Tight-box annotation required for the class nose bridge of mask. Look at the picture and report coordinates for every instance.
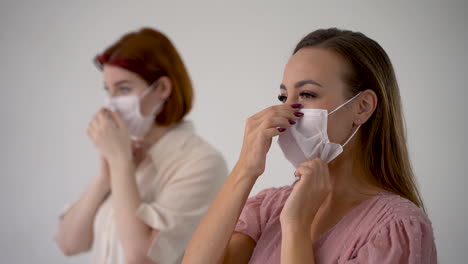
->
[296,109,329,139]
[292,109,329,158]
[107,95,138,115]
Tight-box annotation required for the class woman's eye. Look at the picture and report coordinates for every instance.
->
[300,92,317,99]
[119,87,132,94]
[278,94,287,103]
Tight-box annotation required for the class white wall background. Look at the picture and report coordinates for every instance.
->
[1,0,466,263]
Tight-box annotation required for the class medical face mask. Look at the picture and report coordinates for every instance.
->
[106,81,165,140]
[277,93,361,168]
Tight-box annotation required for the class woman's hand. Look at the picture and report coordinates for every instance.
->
[87,108,132,164]
[280,158,332,230]
[236,103,303,178]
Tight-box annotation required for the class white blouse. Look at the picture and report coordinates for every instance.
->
[64,121,228,263]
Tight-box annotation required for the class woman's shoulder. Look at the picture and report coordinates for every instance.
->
[247,185,293,215]
[376,191,431,224]
[360,190,434,241]
[251,185,293,201]
[150,120,225,162]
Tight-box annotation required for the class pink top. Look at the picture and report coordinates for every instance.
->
[235,186,437,264]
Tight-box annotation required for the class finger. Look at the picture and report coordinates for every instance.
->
[276,109,304,123]
[89,119,99,133]
[301,158,323,170]
[267,105,303,120]
[253,104,303,122]
[261,116,294,130]
[96,108,109,124]
[96,108,117,129]
[262,126,290,139]
[294,165,320,185]
[87,128,96,142]
[106,109,125,128]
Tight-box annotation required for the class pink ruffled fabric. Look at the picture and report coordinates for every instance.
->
[235,186,437,264]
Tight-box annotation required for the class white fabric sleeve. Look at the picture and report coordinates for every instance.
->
[136,153,227,264]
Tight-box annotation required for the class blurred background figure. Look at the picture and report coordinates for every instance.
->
[54,28,228,264]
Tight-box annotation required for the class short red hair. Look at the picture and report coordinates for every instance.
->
[95,28,193,126]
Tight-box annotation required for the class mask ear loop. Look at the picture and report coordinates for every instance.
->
[138,80,164,118]
[140,79,160,98]
[328,92,362,116]
[327,92,363,147]
[342,124,361,147]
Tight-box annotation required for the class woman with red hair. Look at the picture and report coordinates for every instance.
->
[55,28,227,264]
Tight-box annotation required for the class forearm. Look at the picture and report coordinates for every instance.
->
[281,225,315,264]
[55,175,110,255]
[182,164,257,264]
[109,157,154,263]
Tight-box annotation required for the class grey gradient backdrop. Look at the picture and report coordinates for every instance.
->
[1,0,467,263]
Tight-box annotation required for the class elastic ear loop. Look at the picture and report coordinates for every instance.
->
[342,124,361,147]
[327,92,362,147]
[138,80,165,118]
[328,92,362,116]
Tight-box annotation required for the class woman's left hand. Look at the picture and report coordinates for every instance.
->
[88,108,132,164]
[280,158,332,231]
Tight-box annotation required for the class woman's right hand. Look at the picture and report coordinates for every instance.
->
[236,103,303,178]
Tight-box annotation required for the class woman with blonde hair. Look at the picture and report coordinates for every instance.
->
[183,28,437,263]
[55,28,227,264]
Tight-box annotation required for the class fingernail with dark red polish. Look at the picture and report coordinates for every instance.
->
[278,128,287,132]
[291,104,302,109]
[289,120,296,125]
[294,112,304,117]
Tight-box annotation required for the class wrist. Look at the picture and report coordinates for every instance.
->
[107,152,132,167]
[281,224,313,247]
[233,160,262,179]
[93,174,111,194]
[281,219,311,233]
[231,167,257,188]
[96,173,109,184]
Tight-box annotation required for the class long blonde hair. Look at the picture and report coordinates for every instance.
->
[294,28,424,210]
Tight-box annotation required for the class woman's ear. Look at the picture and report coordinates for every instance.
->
[354,89,377,125]
[141,76,173,116]
[157,76,173,100]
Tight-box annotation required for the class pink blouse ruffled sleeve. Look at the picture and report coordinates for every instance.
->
[348,215,437,264]
[234,188,272,242]
[234,187,290,242]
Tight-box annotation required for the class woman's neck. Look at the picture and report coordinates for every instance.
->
[143,124,173,146]
[131,124,174,156]
[327,150,380,203]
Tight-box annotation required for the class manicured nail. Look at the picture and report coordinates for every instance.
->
[294,112,304,117]
[289,120,296,125]
[278,128,287,132]
[291,104,302,109]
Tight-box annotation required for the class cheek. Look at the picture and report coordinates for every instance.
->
[140,92,162,116]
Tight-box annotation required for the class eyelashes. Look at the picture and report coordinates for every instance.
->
[277,91,318,103]
[278,94,287,103]
[102,86,133,94]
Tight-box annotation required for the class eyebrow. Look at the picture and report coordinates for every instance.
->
[280,79,323,90]
[114,80,133,86]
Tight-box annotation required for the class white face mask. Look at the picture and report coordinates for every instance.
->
[277,92,361,168]
[106,81,165,140]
